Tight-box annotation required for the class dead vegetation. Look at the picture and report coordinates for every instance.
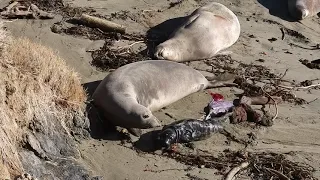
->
[201,55,308,105]
[0,21,87,178]
[162,149,317,180]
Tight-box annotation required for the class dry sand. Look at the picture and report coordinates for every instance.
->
[3,0,320,179]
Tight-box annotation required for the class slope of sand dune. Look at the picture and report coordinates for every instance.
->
[3,0,320,179]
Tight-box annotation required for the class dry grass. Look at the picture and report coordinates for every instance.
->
[0,21,87,178]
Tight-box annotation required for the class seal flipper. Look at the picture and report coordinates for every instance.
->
[127,128,142,137]
[205,72,237,88]
[214,50,233,56]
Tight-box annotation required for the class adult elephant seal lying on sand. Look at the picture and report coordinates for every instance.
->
[92,60,235,136]
[288,0,320,19]
[154,2,240,62]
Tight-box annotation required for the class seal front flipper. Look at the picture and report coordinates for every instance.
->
[127,128,142,137]
[205,73,238,88]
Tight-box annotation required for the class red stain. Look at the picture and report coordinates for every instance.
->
[207,90,224,101]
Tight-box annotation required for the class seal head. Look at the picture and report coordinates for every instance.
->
[129,104,161,128]
[154,41,182,61]
[156,128,177,150]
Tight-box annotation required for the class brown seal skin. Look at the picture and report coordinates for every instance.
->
[288,0,320,20]
[154,2,240,62]
[92,60,236,136]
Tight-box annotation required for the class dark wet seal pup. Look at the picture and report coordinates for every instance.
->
[156,119,224,150]
[92,60,236,137]
[288,0,320,20]
[154,2,240,62]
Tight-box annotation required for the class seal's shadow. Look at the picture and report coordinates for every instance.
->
[82,80,125,141]
[144,16,186,58]
[257,0,297,22]
[133,130,162,152]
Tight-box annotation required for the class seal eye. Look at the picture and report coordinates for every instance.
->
[143,114,149,119]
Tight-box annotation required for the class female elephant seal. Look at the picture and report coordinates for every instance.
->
[288,0,320,20]
[154,2,240,62]
[92,60,235,136]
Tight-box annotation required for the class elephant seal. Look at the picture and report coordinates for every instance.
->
[288,0,320,20]
[92,60,235,136]
[154,2,240,62]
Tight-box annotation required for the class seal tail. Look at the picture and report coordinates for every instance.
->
[205,72,237,89]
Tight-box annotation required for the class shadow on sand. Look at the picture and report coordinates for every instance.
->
[257,0,297,22]
[133,130,162,152]
[144,16,186,58]
[82,80,127,141]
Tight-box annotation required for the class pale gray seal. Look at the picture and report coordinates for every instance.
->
[92,60,235,136]
[288,0,320,19]
[154,2,240,62]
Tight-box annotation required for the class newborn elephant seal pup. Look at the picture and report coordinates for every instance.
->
[288,0,320,20]
[92,60,235,136]
[154,2,240,62]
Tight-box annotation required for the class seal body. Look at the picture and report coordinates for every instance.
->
[288,0,320,19]
[154,2,240,62]
[156,119,224,149]
[92,60,234,135]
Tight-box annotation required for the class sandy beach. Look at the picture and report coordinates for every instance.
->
[2,0,320,179]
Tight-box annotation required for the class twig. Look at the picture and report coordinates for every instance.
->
[113,41,144,50]
[278,83,320,90]
[143,168,187,173]
[264,167,290,180]
[307,98,318,104]
[225,162,249,180]
[280,28,285,40]
[261,86,278,123]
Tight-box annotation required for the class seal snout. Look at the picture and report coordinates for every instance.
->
[154,45,178,61]
[294,5,309,19]
[156,128,177,149]
[154,46,167,60]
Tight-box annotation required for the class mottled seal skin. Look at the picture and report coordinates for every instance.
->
[156,119,224,150]
[92,60,235,136]
[154,2,240,62]
[288,0,320,20]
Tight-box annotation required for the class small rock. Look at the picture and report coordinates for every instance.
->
[268,37,277,42]
[249,34,256,38]
[256,59,265,62]
[91,176,104,180]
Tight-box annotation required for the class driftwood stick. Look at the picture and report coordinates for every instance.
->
[30,4,54,19]
[80,13,126,34]
[5,1,18,11]
[265,167,290,180]
[240,96,282,105]
[225,162,250,180]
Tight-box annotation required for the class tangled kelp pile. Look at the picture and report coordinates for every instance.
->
[163,149,317,180]
[0,21,88,179]
[202,55,308,104]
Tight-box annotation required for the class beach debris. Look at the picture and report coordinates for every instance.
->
[300,59,320,70]
[224,161,249,180]
[280,27,285,40]
[156,119,224,150]
[268,37,277,42]
[80,13,126,34]
[203,55,307,104]
[91,40,150,71]
[161,149,317,180]
[16,173,38,180]
[205,92,234,121]
[0,1,54,19]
